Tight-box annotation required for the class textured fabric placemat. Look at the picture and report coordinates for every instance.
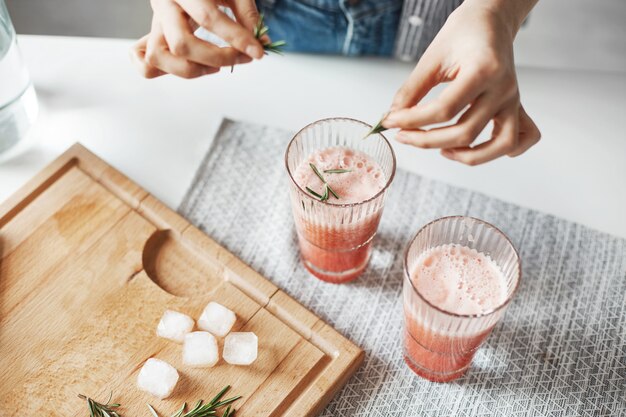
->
[179,118,626,417]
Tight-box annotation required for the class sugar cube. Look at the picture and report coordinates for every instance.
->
[137,358,179,399]
[197,302,236,337]
[183,331,219,367]
[223,332,258,365]
[156,309,195,343]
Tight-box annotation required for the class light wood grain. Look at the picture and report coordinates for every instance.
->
[0,143,364,416]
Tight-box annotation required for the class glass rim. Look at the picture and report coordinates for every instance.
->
[285,117,397,208]
[403,215,522,319]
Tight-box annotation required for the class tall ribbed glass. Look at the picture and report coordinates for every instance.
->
[403,216,521,382]
[285,118,396,283]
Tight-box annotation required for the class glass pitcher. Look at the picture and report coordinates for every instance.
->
[0,0,38,161]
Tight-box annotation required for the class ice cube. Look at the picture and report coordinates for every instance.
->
[223,332,258,365]
[183,331,219,367]
[137,358,179,399]
[197,302,236,337]
[156,310,195,343]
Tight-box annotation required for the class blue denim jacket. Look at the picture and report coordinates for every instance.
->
[258,0,403,56]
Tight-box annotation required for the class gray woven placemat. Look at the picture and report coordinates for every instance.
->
[179,118,626,417]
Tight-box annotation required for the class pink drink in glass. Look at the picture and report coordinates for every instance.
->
[285,118,396,283]
[403,216,521,382]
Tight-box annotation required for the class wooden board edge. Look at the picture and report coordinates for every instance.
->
[266,290,319,341]
[137,194,191,233]
[69,144,148,209]
[0,143,146,227]
[285,320,365,416]
[0,144,82,227]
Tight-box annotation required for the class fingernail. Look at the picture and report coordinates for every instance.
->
[246,45,264,59]
[441,149,455,158]
[395,131,406,142]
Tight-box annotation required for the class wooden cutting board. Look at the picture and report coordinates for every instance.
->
[0,144,363,416]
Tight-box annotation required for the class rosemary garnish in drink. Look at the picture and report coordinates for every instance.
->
[308,163,340,201]
[78,392,122,417]
[323,168,352,174]
[147,385,240,417]
[363,112,390,139]
[305,186,324,200]
[232,14,286,72]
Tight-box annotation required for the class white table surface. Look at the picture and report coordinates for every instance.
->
[2,35,625,238]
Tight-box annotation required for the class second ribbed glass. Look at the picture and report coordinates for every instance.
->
[403,216,521,382]
[285,118,396,283]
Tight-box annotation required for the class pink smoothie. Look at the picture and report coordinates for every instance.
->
[291,146,387,283]
[293,147,386,204]
[411,244,507,315]
[404,243,508,381]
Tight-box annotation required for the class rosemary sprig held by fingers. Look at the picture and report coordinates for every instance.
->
[78,392,122,417]
[363,112,390,139]
[254,14,287,55]
[232,14,286,72]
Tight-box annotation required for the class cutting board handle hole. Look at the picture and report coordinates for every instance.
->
[143,229,222,297]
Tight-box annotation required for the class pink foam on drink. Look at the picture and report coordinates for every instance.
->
[293,147,386,204]
[411,244,507,316]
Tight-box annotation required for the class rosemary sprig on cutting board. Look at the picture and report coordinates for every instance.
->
[78,392,122,417]
[147,385,240,417]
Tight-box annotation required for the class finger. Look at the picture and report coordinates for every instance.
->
[131,35,166,78]
[386,69,490,129]
[176,0,264,58]
[389,51,440,112]
[508,105,541,157]
[442,104,520,166]
[154,0,250,67]
[146,20,219,78]
[394,92,499,149]
[229,0,261,32]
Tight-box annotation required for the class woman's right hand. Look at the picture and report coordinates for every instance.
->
[131,0,266,78]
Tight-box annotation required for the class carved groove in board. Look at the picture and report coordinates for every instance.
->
[142,229,223,297]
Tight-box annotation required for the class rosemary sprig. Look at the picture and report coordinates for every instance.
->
[363,112,390,139]
[322,184,330,201]
[221,405,234,417]
[254,14,286,55]
[323,168,352,174]
[232,14,286,72]
[305,186,323,200]
[148,404,161,417]
[262,40,287,54]
[308,163,339,201]
[78,392,122,417]
[147,385,240,417]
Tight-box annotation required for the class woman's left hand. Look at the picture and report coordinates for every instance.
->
[384,0,541,165]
